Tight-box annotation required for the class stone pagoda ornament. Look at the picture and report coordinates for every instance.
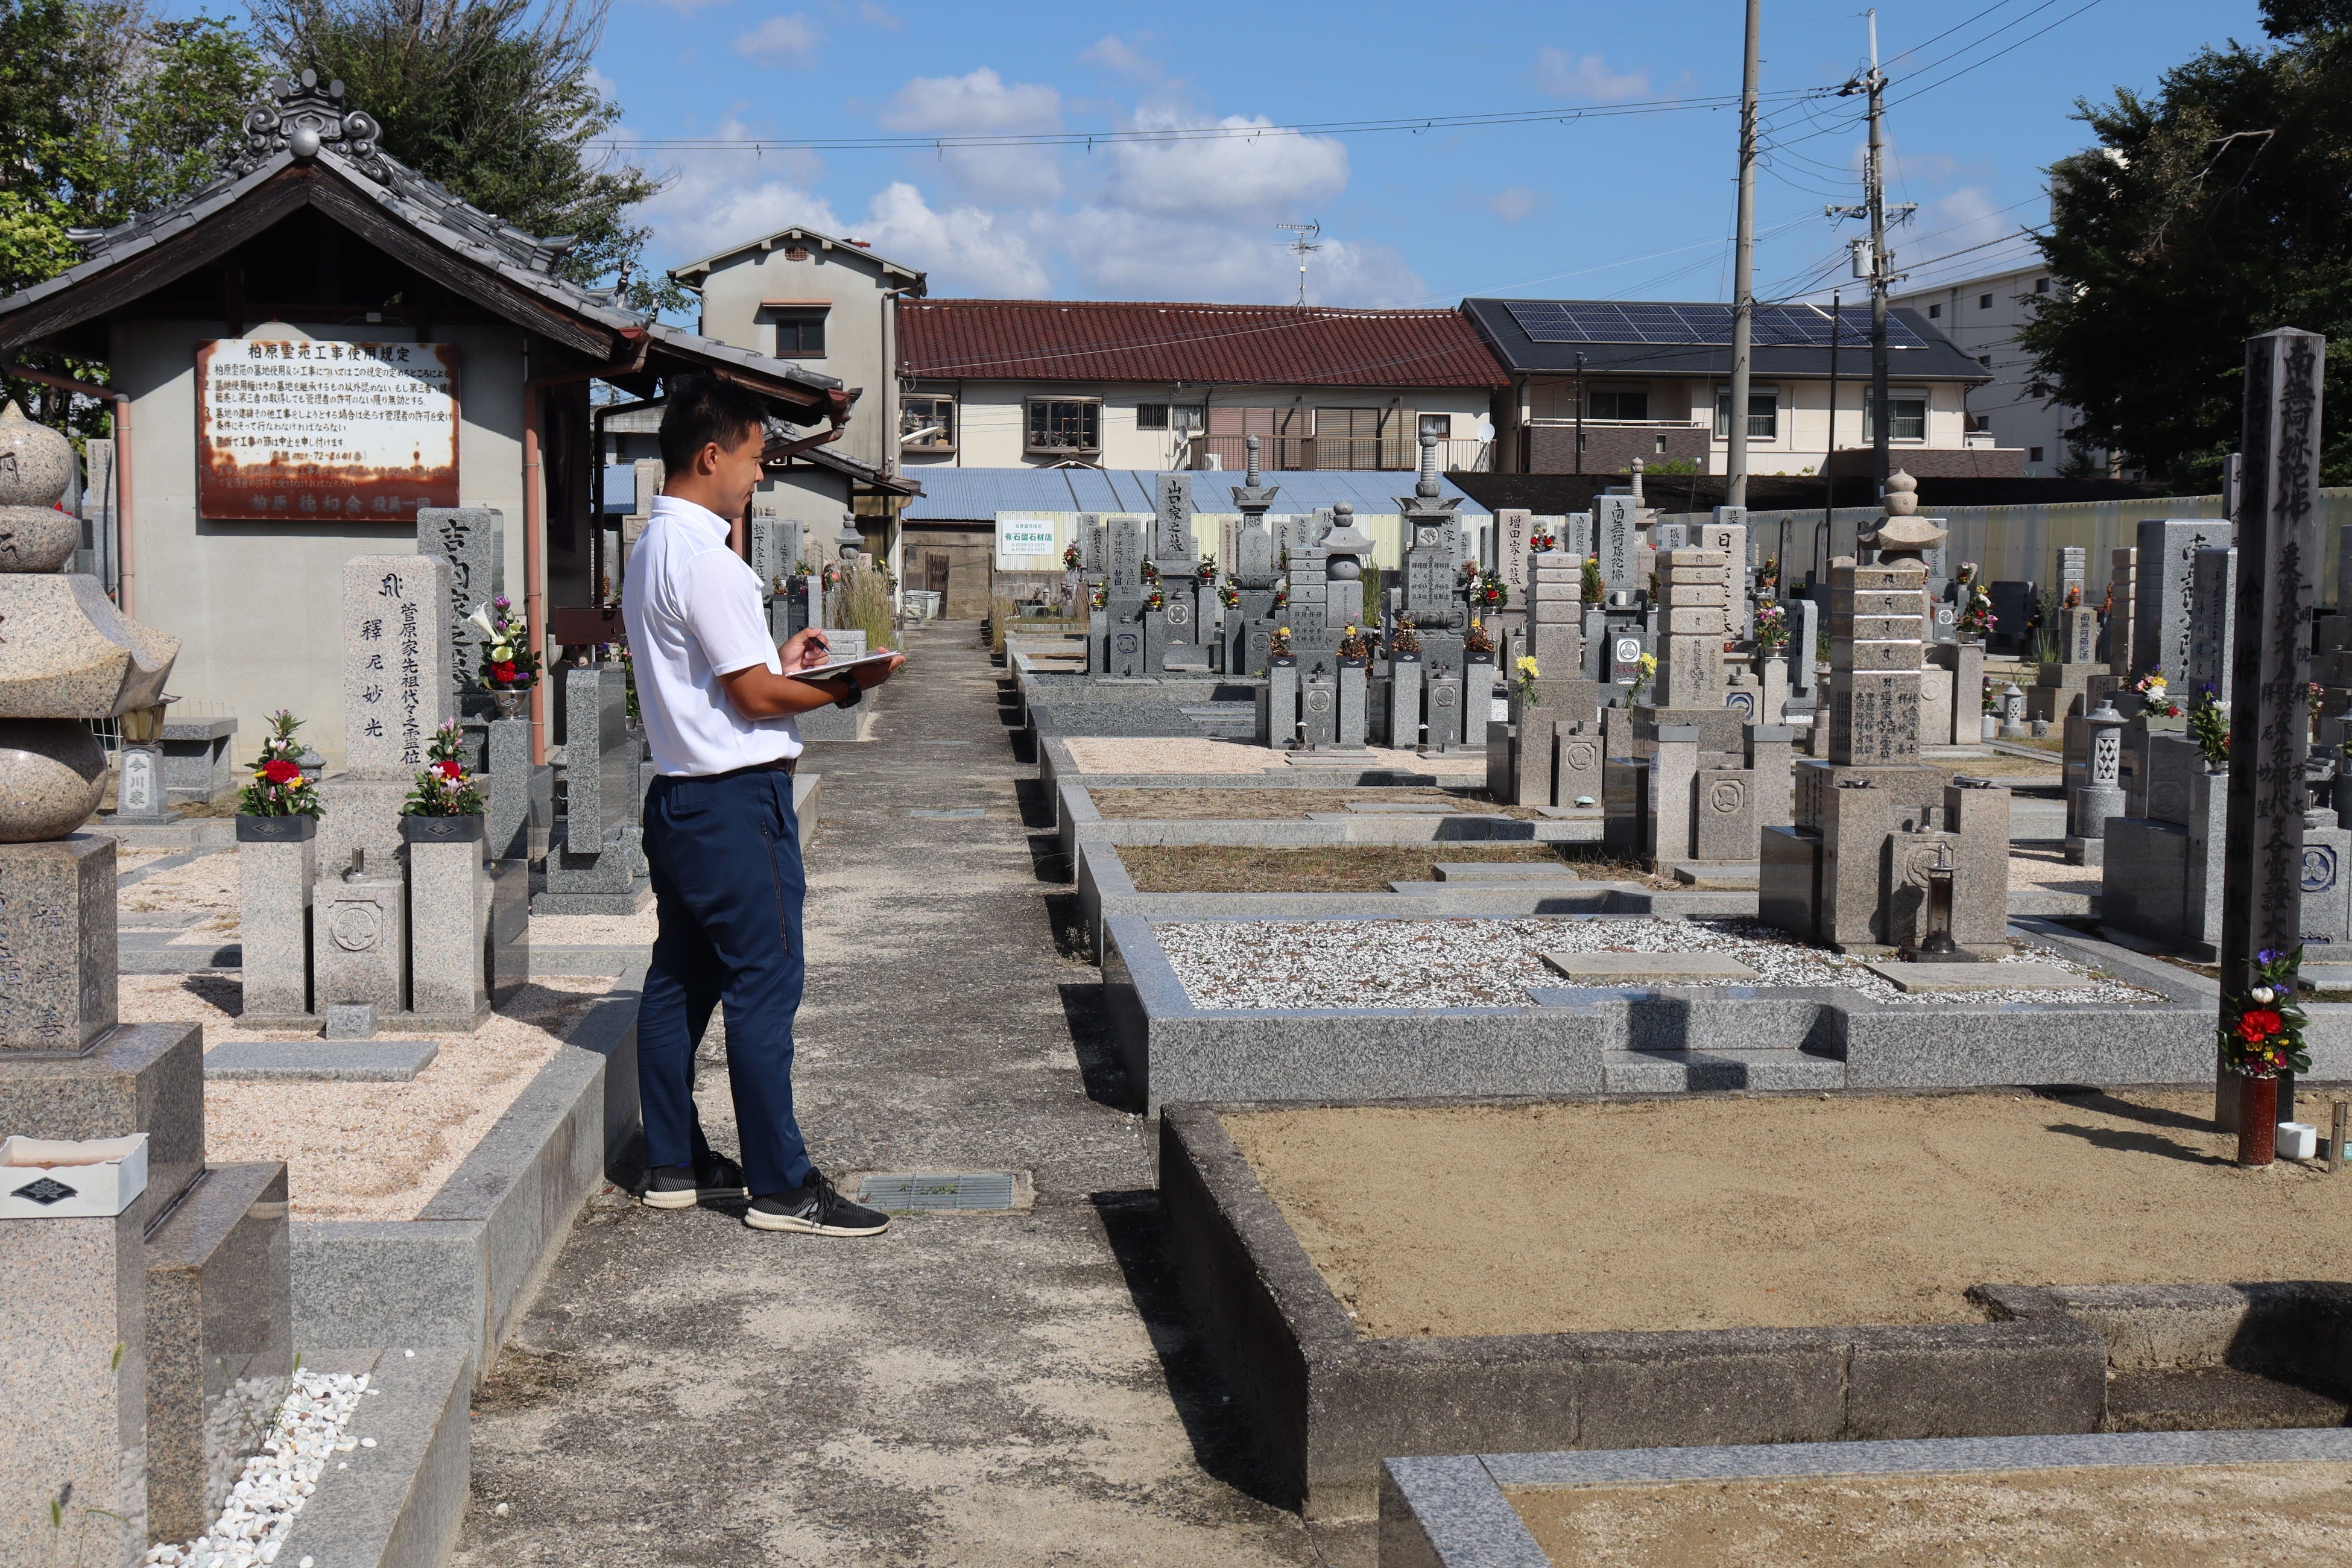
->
[1862,470,1947,563]
[0,403,179,841]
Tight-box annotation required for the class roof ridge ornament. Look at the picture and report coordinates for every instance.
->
[230,69,390,183]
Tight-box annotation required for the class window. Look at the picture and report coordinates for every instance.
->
[1865,391,1929,443]
[771,308,827,358]
[1587,390,1651,422]
[1418,413,1453,438]
[2029,445,2046,463]
[1137,403,1203,432]
[2034,277,2050,294]
[1979,294,1993,309]
[900,395,955,452]
[1979,355,1993,368]
[1026,397,1101,454]
[1713,386,1778,441]
[1927,302,1942,318]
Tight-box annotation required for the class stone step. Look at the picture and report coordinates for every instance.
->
[1597,1048,1845,1093]
[204,1040,440,1081]
[2104,1366,2352,1433]
[1431,861,1578,881]
[121,944,241,973]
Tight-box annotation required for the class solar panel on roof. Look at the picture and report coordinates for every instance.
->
[1503,299,1927,350]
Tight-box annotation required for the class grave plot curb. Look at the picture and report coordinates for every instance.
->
[1038,736,1462,825]
[1106,916,2219,1110]
[271,1347,473,1568]
[1160,1105,2110,1522]
[291,959,645,1380]
[1379,1428,2352,1568]
[1056,782,1597,873]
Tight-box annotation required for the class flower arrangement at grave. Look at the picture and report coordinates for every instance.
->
[1581,554,1604,604]
[1757,556,1780,594]
[1464,618,1494,657]
[1197,553,1218,584]
[2063,583,2082,610]
[1090,582,1107,610]
[1143,585,1165,613]
[1473,569,1508,610]
[1629,650,1657,704]
[1063,543,1084,571]
[1217,575,1241,610]
[237,710,321,817]
[2189,684,2230,767]
[1513,654,1539,699]
[2222,948,2309,1080]
[2135,669,2181,719]
[1269,625,1293,659]
[469,596,540,690]
[1753,601,1789,653]
[1140,560,1160,586]
[1272,585,1289,610]
[400,721,485,818]
[1956,578,1996,639]
[2310,681,2328,720]
[1337,623,1375,663]
[1529,522,1557,552]
[1391,613,1421,657]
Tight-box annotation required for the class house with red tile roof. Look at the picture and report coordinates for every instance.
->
[894,299,1508,474]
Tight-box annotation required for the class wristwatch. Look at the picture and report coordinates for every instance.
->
[832,675,863,709]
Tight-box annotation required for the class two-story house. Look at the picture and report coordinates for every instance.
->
[1461,297,2017,478]
[894,299,1508,473]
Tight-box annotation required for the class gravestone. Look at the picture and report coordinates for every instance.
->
[417,506,504,695]
[2187,546,2237,701]
[1102,516,1151,678]
[321,554,454,875]
[1704,509,1751,639]
[2132,517,2234,681]
[535,664,649,914]
[314,849,405,1014]
[1988,581,2035,655]
[115,741,169,823]
[2058,545,2087,602]
[1598,492,1641,598]
[1829,563,1926,767]
[2107,547,2139,674]
[1151,472,1199,650]
[2219,327,2327,1132]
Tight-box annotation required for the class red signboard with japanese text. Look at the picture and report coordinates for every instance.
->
[196,337,459,522]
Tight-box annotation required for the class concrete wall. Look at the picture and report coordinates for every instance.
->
[115,316,531,772]
[902,381,1497,472]
[694,243,905,474]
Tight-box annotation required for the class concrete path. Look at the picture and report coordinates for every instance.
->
[452,621,1335,1567]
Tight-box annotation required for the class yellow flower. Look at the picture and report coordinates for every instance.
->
[1278,625,1291,636]
[1516,656,1540,678]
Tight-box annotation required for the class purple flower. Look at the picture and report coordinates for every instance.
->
[2259,949,2280,966]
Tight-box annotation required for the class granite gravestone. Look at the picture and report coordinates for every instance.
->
[2132,518,2234,681]
[2187,546,2238,701]
[417,506,503,694]
[322,554,454,874]
[2107,547,2139,674]
[1705,508,1751,639]
[1152,472,1200,649]
[1103,516,1151,678]
[1598,493,1640,598]
[536,664,648,914]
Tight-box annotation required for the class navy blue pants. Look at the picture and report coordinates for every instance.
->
[637,766,812,1197]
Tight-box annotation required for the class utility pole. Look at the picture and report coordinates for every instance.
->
[1821,288,1841,583]
[1827,10,1913,501]
[1573,350,1587,477]
[1726,0,1762,509]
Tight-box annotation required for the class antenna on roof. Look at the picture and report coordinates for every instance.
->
[1275,221,1321,306]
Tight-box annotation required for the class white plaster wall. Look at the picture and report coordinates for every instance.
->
[116,317,529,771]
[695,245,897,472]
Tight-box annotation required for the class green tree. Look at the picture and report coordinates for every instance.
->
[251,0,681,311]
[2023,1,2352,489]
[0,0,265,429]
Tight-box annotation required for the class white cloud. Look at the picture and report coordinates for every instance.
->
[1102,113,1348,217]
[1487,185,1543,224]
[856,0,899,27]
[854,182,1050,296]
[1056,206,1421,305]
[881,68,1064,203]
[732,13,818,67]
[1079,33,1161,80]
[1534,48,1649,102]
[647,0,733,16]
[636,119,838,260]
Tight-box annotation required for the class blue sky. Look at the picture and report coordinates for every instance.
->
[590,0,2265,307]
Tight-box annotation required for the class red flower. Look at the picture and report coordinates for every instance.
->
[2238,1009,2283,1043]
[262,759,302,784]
[492,661,517,683]
[435,760,463,780]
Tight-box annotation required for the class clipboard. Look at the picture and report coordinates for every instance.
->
[783,651,901,683]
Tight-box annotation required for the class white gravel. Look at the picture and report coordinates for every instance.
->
[1155,917,2166,1010]
[143,1370,371,1568]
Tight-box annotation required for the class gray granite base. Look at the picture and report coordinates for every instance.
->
[528,882,653,917]
[204,1040,441,1081]
[1381,1429,2352,1568]
[270,1346,470,1568]
[236,1006,491,1035]
[1104,914,2249,1110]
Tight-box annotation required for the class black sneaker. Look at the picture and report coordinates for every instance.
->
[641,1153,750,1209]
[744,1172,891,1236]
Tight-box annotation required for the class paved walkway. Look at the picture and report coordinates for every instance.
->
[452,621,1336,1567]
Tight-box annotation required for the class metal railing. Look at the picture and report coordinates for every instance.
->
[1184,434,1491,473]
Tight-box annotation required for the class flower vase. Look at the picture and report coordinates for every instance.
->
[492,688,526,719]
[2237,1073,2278,1168]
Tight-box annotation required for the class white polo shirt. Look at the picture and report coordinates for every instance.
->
[621,495,801,776]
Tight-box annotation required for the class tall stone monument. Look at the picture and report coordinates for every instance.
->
[320,554,455,873]
[1398,435,1467,752]
[1227,437,1283,678]
[1151,472,1202,657]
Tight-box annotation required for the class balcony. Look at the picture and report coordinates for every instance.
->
[1523,419,1713,476]
[1182,434,1493,473]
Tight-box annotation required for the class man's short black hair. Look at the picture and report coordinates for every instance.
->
[659,374,771,472]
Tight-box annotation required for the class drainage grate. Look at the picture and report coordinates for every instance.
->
[855,1172,1017,1212]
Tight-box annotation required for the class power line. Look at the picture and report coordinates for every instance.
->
[1889,0,2111,108]
[593,89,1835,155]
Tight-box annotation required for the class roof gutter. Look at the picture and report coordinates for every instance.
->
[6,359,132,615]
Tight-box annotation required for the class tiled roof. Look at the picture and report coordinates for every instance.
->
[899,300,1507,388]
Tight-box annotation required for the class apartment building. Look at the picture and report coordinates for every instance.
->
[1461,297,2015,478]
[894,300,1506,473]
[1891,265,2113,477]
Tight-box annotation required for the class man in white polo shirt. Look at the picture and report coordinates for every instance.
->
[621,374,901,1235]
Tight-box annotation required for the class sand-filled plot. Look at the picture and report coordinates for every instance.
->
[1117,842,1590,893]
[1508,1462,2352,1567]
[1224,1090,2352,1337]
[1059,735,1482,777]
[1086,786,1537,820]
